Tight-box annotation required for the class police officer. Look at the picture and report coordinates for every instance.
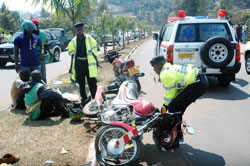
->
[150,56,209,148]
[68,22,99,103]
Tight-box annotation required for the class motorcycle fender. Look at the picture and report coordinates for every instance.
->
[108,122,134,131]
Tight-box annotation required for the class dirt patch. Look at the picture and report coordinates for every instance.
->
[0,37,150,166]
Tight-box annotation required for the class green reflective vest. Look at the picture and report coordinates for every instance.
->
[68,34,98,80]
[24,82,43,120]
[160,63,199,106]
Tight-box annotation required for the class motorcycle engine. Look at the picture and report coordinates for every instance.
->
[101,108,131,123]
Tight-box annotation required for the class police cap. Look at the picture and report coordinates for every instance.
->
[150,56,166,66]
[74,22,84,28]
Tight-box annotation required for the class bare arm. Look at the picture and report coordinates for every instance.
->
[14,45,20,73]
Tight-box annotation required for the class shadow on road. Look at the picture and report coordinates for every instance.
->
[22,117,66,126]
[138,143,225,166]
[201,77,250,100]
[0,64,15,70]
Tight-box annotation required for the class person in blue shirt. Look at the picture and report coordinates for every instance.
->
[14,20,43,74]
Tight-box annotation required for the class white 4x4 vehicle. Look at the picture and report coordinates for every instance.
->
[154,10,241,87]
[244,41,250,74]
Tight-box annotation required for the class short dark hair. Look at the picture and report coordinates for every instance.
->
[30,70,42,82]
[19,70,30,82]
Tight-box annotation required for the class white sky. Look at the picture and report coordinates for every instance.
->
[0,0,44,13]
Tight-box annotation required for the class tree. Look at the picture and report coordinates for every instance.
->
[116,16,128,48]
[41,7,50,18]
[31,0,95,33]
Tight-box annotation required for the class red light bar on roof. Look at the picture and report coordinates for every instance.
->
[178,10,186,18]
[218,9,226,18]
[168,17,179,22]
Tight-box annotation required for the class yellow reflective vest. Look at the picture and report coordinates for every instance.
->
[160,63,199,106]
[68,34,98,80]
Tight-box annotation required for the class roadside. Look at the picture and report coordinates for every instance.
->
[0,36,151,166]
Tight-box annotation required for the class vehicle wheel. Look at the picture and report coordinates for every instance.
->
[201,37,234,68]
[0,61,7,67]
[95,125,141,166]
[218,75,231,87]
[53,49,60,62]
[245,54,250,74]
[82,100,98,117]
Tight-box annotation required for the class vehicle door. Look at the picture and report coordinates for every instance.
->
[173,23,201,67]
[158,24,174,57]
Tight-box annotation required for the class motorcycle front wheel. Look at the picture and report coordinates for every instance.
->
[82,100,98,117]
[95,125,141,166]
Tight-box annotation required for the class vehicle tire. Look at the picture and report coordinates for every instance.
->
[0,61,7,67]
[201,37,234,68]
[82,100,98,117]
[245,54,250,74]
[95,125,141,166]
[53,49,60,62]
[218,75,231,87]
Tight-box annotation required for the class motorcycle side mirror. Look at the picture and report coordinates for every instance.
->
[186,125,195,135]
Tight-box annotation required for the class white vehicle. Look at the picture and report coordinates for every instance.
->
[244,41,250,74]
[153,10,241,87]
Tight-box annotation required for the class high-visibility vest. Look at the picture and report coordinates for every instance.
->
[160,63,199,106]
[68,34,98,81]
[24,82,44,120]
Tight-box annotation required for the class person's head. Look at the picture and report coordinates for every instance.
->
[30,70,42,82]
[10,31,13,35]
[74,22,84,35]
[19,70,30,82]
[21,20,37,37]
[150,56,166,75]
[1,31,4,34]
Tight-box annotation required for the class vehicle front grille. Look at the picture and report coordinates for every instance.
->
[0,48,13,54]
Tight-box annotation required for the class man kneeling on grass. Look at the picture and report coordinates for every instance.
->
[24,70,69,120]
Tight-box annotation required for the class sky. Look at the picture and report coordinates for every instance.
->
[0,0,43,13]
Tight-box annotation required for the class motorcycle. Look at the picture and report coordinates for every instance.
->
[82,80,140,123]
[104,49,145,92]
[94,104,195,166]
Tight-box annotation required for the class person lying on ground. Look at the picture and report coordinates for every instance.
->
[24,70,69,120]
[11,70,30,109]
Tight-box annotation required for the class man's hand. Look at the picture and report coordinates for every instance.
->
[15,64,20,73]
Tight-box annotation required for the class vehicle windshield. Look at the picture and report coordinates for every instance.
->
[8,32,22,43]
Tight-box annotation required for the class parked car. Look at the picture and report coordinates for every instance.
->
[153,10,241,87]
[244,41,250,74]
[45,28,72,51]
[0,31,61,67]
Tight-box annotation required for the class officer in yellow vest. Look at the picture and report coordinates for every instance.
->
[150,56,208,145]
[68,22,99,103]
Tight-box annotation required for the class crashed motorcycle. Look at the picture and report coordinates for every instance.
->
[82,80,140,123]
[104,49,144,92]
[95,104,195,166]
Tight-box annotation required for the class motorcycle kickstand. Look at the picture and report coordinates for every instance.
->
[86,123,102,133]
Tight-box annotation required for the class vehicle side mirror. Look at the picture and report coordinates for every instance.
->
[153,33,158,40]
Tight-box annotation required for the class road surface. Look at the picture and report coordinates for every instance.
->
[132,39,250,166]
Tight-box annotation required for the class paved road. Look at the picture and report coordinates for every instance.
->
[132,40,250,166]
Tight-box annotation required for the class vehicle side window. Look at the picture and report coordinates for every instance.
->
[162,25,174,41]
[177,24,196,42]
[45,32,52,41]
[199,23,232,41]
[51,32,57,40]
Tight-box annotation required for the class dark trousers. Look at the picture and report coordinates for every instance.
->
[38,99,68,119]
[75,60,97,101]
[168,74,209,136]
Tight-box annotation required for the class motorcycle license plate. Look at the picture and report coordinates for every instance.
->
[178,53,194,59]
[128,66,139,76]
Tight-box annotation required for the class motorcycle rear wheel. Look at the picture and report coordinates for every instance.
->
[82,100,98,117]
[95,125,141,166]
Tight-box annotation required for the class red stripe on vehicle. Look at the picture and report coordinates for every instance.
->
[132,128,138,136]
[123,134,130,144]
